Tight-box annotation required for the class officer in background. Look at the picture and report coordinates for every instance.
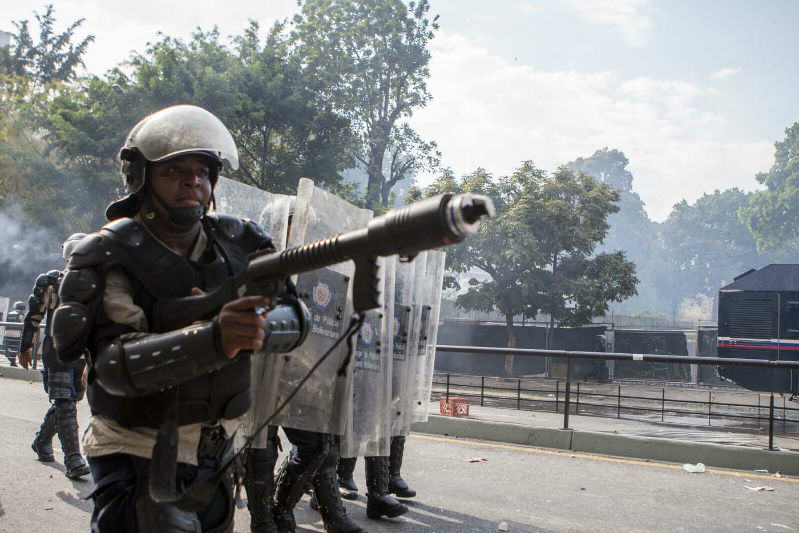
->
[20,233,91,479]
[4,301,26,366]
[51,105,301,532]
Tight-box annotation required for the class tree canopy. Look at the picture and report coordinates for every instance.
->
[739,122,799,252]
[425,162,638,375]
[292,0,439,207]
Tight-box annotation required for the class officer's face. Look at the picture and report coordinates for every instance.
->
[149,155,213,209]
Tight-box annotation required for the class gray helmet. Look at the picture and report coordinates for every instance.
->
[107,105,239,220]
[13,301,25,312]
[62,233,87,259]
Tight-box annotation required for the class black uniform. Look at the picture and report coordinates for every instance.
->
[22,270,89,477]
[52,214,287,532]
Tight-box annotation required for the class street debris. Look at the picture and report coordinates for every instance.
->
[498,521,509,531]
[774,471,784,478]
[754,469,769,474]
[744,486,775,491]
[467,457,488,463]
[770,524,794,531]
[682,463,706,473]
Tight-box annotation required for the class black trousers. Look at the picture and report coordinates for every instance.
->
[88,435,235,533]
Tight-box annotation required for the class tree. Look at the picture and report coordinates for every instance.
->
[0,4,93,84]
[426,162,638,376]
[292,0,439,207]
[510,164,638,351]
[739,123,799,252]
[566,148,662,313]
[41,23,355,195]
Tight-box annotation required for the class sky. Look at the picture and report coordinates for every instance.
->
[3,0,798,220]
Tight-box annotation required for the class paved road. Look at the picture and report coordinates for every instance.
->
[2,377,799,532]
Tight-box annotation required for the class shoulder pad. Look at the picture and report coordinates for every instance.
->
[209,214,246,240]
[67,232,116,268]
[47,270,61,281]
[103,218,146,249]
[35,273,50,287]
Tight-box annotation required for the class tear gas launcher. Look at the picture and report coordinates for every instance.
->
[151,194,494,352]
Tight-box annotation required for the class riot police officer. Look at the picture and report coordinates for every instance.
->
[4,301,26,366]
[20,233,91,479]
[51,105,302,532]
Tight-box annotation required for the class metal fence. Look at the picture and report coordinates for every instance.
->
[435,344,799,450]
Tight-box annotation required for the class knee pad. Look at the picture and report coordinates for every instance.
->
[48,370,76,401]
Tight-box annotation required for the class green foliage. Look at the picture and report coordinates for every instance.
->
[0,4,94,83]
[664,189,761,296]
[40,23,355,196]
[566,148,661,313]
[292,0,439,207]
[740,123,799,251]
[426,162,638,355]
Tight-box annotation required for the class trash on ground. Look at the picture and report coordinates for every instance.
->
[580,487,586,491]
[498,521,509,531]
[744,486,775,491]
[682,463,706,473]
[467,457,488,463]
[755,469,769,473]
[774,471,784,478]
[770,523,794,531]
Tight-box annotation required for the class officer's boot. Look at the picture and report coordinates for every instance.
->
[312,441,366,533]
[364,456,408,520]
[273,457,313,532]
[388,435,416,498]
[54,399,90,479]
[337,457,358,500]
[31,403,58,462]
[245,442,279,533]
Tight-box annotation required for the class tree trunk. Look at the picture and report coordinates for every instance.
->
[505,313,516,378]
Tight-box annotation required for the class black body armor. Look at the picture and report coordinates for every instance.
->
[53,214,277,428]
[21,269,62,351]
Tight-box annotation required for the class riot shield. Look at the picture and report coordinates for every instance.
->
[0,296,9,344]
[340,256,393,458]
[410,250,446,423]
[389,258,417,436]
[272,178,374,435]
[212,177,292,447]
[397,253,429,435]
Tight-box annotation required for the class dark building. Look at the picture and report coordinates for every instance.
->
[717,264,799,393]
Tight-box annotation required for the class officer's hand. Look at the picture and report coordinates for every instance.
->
[217,296,271,359]
[19,348,32,370]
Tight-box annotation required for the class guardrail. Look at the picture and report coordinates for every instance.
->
[436,344,799,450]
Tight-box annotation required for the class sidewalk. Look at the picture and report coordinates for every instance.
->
[435,401,799,451]
[414,401,799,475]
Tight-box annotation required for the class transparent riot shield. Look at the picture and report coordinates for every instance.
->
[0,297,9,343]
[341,256,393,458]
[389,258,417,437]
[273,178,374,435]
[212,177,292,447]
[410,250,446,423]
[398,253,429,435]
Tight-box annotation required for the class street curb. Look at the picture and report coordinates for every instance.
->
[0,366,42,382]
[412,414,799,475]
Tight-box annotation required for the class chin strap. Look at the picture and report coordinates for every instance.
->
[144,187,206,228]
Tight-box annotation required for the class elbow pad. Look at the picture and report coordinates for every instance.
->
[94,321,228,397]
